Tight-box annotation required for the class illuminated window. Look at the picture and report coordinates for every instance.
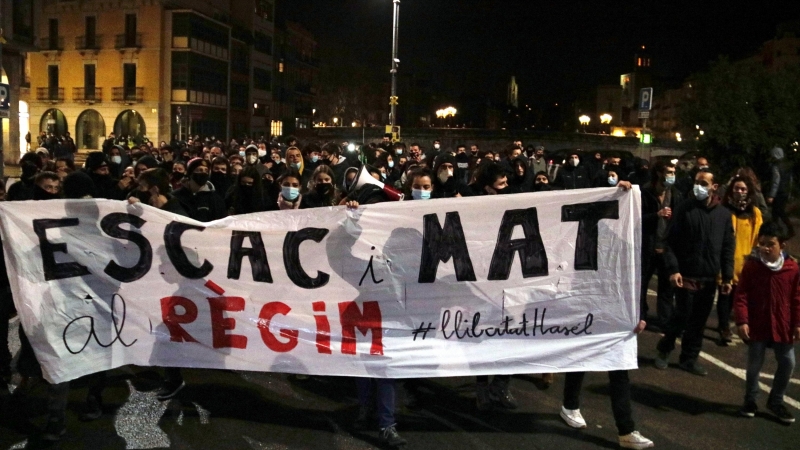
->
[271,120,283,137]
[278,62,284,73]
[637,58,642,66]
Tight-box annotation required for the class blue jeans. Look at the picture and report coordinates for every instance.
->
[745,341,796,406]
[356,378,396,429]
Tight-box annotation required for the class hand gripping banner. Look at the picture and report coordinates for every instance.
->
[0,187,641,384]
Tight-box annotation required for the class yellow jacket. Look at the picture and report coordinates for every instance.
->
[731,207,763,284]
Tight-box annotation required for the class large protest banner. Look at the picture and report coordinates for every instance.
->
[0,187,641,384]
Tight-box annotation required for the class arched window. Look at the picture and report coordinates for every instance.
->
[76,109,106,149]
[113,109,146,144]
[39,108,68,137]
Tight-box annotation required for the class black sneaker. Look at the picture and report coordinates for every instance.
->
[79,394,103,422]
[41,417,66,441]
[768,403,795,424]
[489,379,518,409]
[156,380,185,401]
[678,360,708,376]
[378,425,407,447]
[739,401,758,418]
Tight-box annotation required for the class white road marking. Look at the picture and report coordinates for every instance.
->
[698,350,800,410]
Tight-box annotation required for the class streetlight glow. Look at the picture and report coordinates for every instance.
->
[436,107,457,118]
[332,117,339,125]
[578,115,591,125]
[600,113,612,124]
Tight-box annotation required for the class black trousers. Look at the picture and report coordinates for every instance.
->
[563,370,635,436]
[640,250,675,325]
[657,282,717,363]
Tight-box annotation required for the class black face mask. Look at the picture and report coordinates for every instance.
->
[132,189,152,204]
[238,185,254,196]
[34,186,60,201]
[210,172,227,186]
[493,186,509,195]
[191,172,209,186]
[315,183,333,196]
[171,172,184,182]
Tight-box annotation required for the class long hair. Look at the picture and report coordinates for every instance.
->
[310,165,339,206]
[722,174,756,211]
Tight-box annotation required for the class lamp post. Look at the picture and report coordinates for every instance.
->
[578,114,590,133]
[389,0,400,127]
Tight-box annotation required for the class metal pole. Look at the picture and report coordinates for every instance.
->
[389,0,400,127]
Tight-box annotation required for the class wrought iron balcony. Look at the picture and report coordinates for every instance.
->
[76,35,102,50]
[112,87,144,103]
[36,87,65,103]
[73,87,102,103]
[38,37,64,51]
[115,33,142,49]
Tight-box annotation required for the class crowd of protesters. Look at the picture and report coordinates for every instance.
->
[0,132,798,449]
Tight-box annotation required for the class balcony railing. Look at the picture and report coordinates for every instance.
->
[38,36,64,51]
[73,87,102,103]
[115,33,142,49]
[76,35,102,50]
[36,87,65,103]
[112,87,144,103]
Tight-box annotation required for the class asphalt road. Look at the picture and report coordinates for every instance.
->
[1,289,799,450]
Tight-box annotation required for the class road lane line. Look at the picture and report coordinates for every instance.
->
[698,350,800,410]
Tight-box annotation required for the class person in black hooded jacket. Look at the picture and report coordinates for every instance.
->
[7,152,43,201]
[173,158,227,222]
[432,153,473,198]
[226,166,268,215]
[84,151,129,200]
[508,156,534,193]
[554,152,591,190]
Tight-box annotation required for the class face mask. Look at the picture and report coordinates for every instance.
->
[698,165,709,170]
[665,174,676,186]
[131,189,152,204]
[191,172,209,186]
[258,149,267,158]
[239,151,246,157]
[309,155,318,163]
[388,161,395,168]
[111,155,122,164]
[380,172,387,180]
[291,162,301,170]
[438,169,453,184]
[608,177,618,186]
[315,183,332,195]
[247,155,258,164]
[693,184,709,201]
[171,172,184,181]
[492,186,508,195]
[494,157,501,162]
[571,158,580,167]
[412,189,432,200]
[434,144,440,150]
[282,186,300,201]
[395,149,403,155]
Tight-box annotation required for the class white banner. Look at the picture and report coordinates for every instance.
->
[0,188,641,384]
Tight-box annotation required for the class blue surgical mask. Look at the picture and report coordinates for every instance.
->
[412,189,431,200]
[395,149,403,155]
[388,161,395,168]
[291,162,301,170]
[693,184,709,201]
[239,150,246,157]
[281,186,300,201]
[665,174,676,186]
[381,172,387,180]
[311,155,319,163]
[608,177,618,186]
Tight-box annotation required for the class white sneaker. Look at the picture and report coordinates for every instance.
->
[619,431,654,449]
[560,406,587,429]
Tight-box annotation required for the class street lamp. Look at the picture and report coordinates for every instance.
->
[389,0,400,127]
[436,107,457,127]
[578,115,591,125]
[600,113,612,124]
[333,117,339,126]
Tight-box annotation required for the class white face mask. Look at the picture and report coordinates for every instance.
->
[693,184,710,201]
[438,169,453,184]
[258,149,267,158]
[111,155,122,164]
[434,144,440,150]
[570,158,580,167]
[247,155,258,164]
[665,174,676,185]
[608,177,618,186]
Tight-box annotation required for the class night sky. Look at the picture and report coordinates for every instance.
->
[284,1,800,108]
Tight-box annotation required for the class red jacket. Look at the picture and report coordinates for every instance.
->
[734,256,800,344]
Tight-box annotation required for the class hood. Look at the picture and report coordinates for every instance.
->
[63,171,97,199]
[771,146,784,161]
